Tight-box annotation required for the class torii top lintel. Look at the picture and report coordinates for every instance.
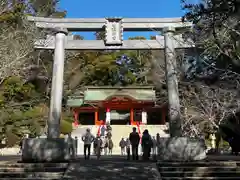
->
[27,16,192,32]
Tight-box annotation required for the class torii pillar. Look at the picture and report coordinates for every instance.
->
[48,27,68,138]
[22,28,73,162]
[164,26,182,137]
[157,27,206,161]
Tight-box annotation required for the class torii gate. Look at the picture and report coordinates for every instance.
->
[23,17,205,162]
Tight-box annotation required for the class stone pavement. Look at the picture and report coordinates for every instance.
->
[0,155,20,164]
[63,155,161,180]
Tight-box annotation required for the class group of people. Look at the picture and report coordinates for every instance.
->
[93,135,114,156]
[123,127,160,160]
[81,127,161,160]
[81,128,114,159]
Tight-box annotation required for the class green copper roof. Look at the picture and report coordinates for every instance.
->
[67,86,156,107]
[84,86,155,101]
[67,98,83,107]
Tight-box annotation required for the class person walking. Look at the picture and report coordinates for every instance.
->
[18,138,23,154]
[74,136,78,157]
[94,135,102,159]
[156,133,161,156]
[129,127,140,160]
[103,137,109,155]
[93,134,99,155]
[119,138,126,155]
[100,123,106,137]
[67,133,75,158]
[126,138,131,160]
[82,128,95,160]
[108,138,114,155]
[151,136,157,155]
[141,129,152,161]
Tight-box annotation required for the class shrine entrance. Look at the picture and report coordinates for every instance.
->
[29,16,193,137]
[70,86,166,126]
[100,95,152,125]
[78,112,95,125]
[110,109,131,125]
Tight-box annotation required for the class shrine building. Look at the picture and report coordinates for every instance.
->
[67,86,168,126]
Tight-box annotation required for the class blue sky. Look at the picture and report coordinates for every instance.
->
[59,0,186,39]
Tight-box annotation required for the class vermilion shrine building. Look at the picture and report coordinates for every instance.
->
[67,86,168,126]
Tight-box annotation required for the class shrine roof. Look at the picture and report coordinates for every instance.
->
[84,86,155,90]
[83,86,156,102]
[67,86,156,107]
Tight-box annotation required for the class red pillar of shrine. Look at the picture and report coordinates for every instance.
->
[130,108,134,125]
[73,110,79,126]
[106,108,110,124]
[95,111,99,125]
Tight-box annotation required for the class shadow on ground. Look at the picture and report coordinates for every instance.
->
[63,156,160,180]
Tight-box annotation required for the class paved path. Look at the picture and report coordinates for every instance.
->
[63,156,160,180]
[0,155,20,164]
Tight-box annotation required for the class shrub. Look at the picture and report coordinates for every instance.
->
[6,131,19,147]
[60,119,72,134]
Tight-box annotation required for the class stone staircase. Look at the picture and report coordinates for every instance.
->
[111,125,169,154]
[0,162,69,180]
[111,125,135,154]
[157,160,240,180]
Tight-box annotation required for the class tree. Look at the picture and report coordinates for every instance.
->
[182,0,240,72]
[174,0,240,137]
[180,81,240,136]
[0,0,67,145]
[28,0,66,17]
[0,77,47,145]
[66,35,152,87]
[0,1,43,83]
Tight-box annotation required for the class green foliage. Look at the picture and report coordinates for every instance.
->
[0,1,26,24]
[60,120,72,134]
[28,0,66,17]
[77,35,152,86]
[5,132,19,147]
[182,0,240,70]
[0,0,68,147]
[0,77,46,146]
[205,138,229,149]
[1,77,37,102]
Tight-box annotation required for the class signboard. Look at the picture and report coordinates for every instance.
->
[105,18,123,45]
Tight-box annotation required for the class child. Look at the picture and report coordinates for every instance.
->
[126,138,131,160]
[119,138,126,155]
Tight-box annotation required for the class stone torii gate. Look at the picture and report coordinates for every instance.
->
[22,17,206,162]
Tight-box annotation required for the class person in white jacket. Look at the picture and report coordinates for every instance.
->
[82,128,95,159]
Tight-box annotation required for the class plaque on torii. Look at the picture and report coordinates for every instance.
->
[105,18,123,46]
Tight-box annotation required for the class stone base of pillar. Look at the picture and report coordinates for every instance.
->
[21,138,72,163]
[157,137,207,161]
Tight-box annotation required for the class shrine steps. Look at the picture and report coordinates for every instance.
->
[110,125,169,155]
[0,162,69,179]
[157,160,240,180]
[72,125,169,155]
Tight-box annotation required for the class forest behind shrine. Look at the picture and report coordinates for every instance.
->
[0,0,239,146]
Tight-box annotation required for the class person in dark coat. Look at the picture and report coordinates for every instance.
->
[74,136,78,156]
[100,125,106,137]
[129,127,140,160]
[108,138,114,155]
[141,129,152,160]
